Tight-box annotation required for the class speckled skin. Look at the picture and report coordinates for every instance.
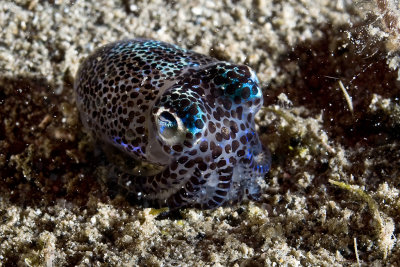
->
[75,39,270,209]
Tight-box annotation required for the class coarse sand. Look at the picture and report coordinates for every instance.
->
[0,0,399,266]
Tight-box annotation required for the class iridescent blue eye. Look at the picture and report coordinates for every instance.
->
[159,111,177,129]
[158,111,178,138]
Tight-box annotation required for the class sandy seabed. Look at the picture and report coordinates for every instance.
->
[0,0,399,266]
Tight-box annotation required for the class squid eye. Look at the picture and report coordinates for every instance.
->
[158,111,178,139]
